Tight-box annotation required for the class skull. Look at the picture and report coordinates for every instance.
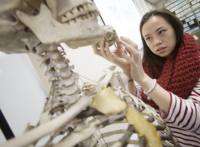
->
[96,25,119,48]
[16,0,107,49]
[0,0,119,53]
[0,0,106,54]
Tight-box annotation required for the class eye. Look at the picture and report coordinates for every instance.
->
[159,30,165,34]
[145,37,151,41]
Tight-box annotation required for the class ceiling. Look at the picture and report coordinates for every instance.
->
[146,0,160,4]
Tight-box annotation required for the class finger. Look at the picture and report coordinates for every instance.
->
[92,44,102,56]
[122,42,139,59]
[100,38,108,60]
[116,41,123,48]
[122,52,135,66]
[116,40,132,56]
[105,42,115,61]
[120,36,138,50]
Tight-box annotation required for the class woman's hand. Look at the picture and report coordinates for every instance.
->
[92,37,135,78]
[120,37,146,83]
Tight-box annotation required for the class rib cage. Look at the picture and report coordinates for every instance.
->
[80,80,180,147]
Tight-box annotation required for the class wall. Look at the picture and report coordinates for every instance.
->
[27,53,51,94]
[0,53,47,144]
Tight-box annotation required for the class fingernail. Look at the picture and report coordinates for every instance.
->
[123,42,126,46]
[122,53,126,56]
[121,36,124,39]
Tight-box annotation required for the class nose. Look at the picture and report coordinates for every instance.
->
[154,36,162,46]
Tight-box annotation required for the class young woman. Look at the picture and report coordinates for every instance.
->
[92,9,200,146]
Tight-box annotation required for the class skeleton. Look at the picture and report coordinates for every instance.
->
[0,0,179,147]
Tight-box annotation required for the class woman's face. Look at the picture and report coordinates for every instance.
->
[142,15,177,57]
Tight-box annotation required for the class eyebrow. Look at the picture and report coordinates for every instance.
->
[144,26,164,38]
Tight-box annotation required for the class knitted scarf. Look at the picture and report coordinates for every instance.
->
[142,33,200,110]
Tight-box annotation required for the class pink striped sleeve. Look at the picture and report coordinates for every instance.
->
[135,85,142,99]
[160,79,200,133]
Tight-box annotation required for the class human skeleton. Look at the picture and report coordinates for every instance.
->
[0,0,179,147]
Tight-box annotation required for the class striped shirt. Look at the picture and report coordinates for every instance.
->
[136,79,200,147]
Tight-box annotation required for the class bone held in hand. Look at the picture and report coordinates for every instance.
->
[96,25,119,48]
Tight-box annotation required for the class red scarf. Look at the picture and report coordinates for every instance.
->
[142,33,200,109]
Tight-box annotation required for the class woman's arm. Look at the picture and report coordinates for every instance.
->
[120,37,171,113]
[128,80,136,96]
[135,79,200,133]
[161,80,200,133]
[121,36,200,133]
[138,75,171,113]
[128,73,171,113]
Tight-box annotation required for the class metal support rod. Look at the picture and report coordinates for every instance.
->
[0,109,15,140]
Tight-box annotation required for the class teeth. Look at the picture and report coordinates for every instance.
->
[79,7,85,15]
[83,16,87,19]
[68,19,76,25]
[72,8,81,18]
[91,12,95,17]
[65,12,74,21]
[87,4,93,11]
[61,16,68,23]
[62,3,98,24]
[83,5,89,13]
[76,17,82,23]
[81,16,85,20]
[86,14,90,19]
[87,3,96,12]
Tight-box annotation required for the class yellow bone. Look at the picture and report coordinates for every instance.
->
[126,107,162,147]
[90,87,127,115]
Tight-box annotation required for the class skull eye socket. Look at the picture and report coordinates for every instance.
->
[106,32,112,40]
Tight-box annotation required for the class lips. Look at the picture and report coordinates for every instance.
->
[157,47,166,53]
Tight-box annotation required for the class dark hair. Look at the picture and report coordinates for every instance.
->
[140,9,183,67]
